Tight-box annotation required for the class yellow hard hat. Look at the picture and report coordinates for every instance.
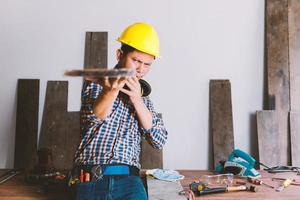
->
[117,22,160,57]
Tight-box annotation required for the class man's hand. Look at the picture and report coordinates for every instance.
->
[85,76,127,96]
[88,76,127,119]
[120,77,143,104]
[121,76,153,129]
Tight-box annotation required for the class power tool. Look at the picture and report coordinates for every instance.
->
[215,149,261,178]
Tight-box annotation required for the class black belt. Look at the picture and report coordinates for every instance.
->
[79,164,140,181]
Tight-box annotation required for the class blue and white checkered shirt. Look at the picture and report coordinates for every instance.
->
[74,80,168,169]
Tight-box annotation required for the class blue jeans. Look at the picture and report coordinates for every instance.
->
[75,175,147,200]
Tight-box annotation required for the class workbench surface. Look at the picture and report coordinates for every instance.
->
[179,170,300,200]
[1,169,299,199]
[0,169,69,200]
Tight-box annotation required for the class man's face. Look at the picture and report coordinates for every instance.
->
[118,50,154,79]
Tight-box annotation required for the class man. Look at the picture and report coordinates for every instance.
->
[73,22,168,200]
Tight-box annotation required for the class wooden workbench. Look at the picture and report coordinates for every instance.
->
[0,169,69,200]
[179,170,300,200]
[1,169,300,200]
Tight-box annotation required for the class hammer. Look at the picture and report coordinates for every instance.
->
[198,185,257,195]
[227,185,257,192]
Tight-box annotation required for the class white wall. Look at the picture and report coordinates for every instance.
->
[0,0,264,169]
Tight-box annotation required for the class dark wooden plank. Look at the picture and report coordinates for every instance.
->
[140,114,163,169]
[210,80,234,168]
[39,81,69,170]
[288,0,300,110]
[84,32,108,69]
[140,140,163,169]
[14,79,39,170]
[65,111,80,169]
[265,0,290,165]
[290,111,300,166]
[256,111,281,168]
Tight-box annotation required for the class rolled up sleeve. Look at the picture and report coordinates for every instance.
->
[140,97,168,149]
[80,81,110,135]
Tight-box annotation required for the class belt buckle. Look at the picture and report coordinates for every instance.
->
[91,165,103,181]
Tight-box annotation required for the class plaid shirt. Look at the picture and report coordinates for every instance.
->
[74,80,168,169]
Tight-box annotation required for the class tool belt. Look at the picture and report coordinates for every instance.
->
[84,164,139,178]
[68,164,140,186]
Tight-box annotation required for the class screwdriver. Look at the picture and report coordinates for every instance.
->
[272,177,300,186]
[247,177,262,185]
[247,177,274,189]
[276,178,292,192]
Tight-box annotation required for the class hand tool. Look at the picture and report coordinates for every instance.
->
[246,177,262,185]
[190,181,207,192]
[236,175,275,188]
[0,169,15,179]
[264,166,300,173]
[276,178,292,192]
[236,181,246,185]
[272,177,300,186]
[246,176,275,189]
[227,185,257,192]
[198,185,257,195]
[85,172,90,182]
[0,170,19,184]
[190,180,257,196]
[79,170,84,183]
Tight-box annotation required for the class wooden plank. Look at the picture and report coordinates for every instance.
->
[140,140,163,169]
[84,32,108,69]
[265,0,290,165]
[290,111,300,166]
[39,81,69,170]
[14,79,39,170]
[288,0,300,110]
[147,177,185,200]
[266,0,290,111]
[140,113,163,169]
[256,111,281,168]
[210,80,234,168]
[65,111,80,169]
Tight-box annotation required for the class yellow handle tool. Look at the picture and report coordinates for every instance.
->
[276,178,292,192]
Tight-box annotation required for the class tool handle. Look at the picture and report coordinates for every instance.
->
[247,177,262,185]
[199,187,226,195]
[283,179,292,187]
[0,171,19,184]
[227,185,247,192]
[276,178,292,192]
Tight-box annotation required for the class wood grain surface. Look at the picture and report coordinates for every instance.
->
[210,80,234,168]
[179,170,300,200]
[290,111,300,166]
[256,110,282,168]
[264,0,290,165]
[84,32,107,69]
[14,79,39,170]
[39,81,74,170]
[288,0,300,111]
